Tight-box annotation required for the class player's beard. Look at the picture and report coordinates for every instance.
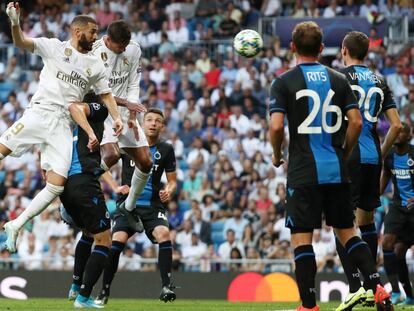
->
[79,34,93,51]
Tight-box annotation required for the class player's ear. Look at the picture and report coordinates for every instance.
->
[342,45,347,57]
[290,41,296,54]
[319,43,324,54]
[71,25,80,38]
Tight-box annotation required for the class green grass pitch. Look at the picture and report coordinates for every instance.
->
[0,299,411,311]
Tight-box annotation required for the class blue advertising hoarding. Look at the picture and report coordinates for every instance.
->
[275,17,389,48]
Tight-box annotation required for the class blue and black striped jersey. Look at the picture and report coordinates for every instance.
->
[341,65,396,165]
[384,145,414,208]
[269,62,358,187]
[120,141,176,208]
[68,103,108,177]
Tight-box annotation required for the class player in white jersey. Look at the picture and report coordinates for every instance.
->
[90,21,153,219]
[2,3,123,253]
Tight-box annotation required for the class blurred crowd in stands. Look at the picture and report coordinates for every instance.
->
[0,0,414,273]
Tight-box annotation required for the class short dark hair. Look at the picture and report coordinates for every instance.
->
[70,15,97,28]
[144,107,165,120]
[107,20,131,45]
[343,31,369,61]
[292,21,323,57]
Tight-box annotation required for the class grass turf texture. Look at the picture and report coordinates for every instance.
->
[0,299,411,311]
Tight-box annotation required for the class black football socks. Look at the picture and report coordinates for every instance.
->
[73,235,94,287]
[159,241,173,287]
[79,245,109,298]
[294,245,317,308]
[101,241,125,296]
[359,223,378,261]
[383,248,400,293]
[335,237,361,293]
[397,256,413,298]
[345,237,381,291]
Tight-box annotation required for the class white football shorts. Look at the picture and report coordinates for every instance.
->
[0,104,73,178]
[101,109,148,149]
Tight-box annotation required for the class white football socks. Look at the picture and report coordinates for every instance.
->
[13,182,64,230]
[124,167,150,211]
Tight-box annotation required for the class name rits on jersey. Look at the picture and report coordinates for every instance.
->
[305,71,327,82]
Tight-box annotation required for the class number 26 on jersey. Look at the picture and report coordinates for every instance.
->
[296,89,342,134]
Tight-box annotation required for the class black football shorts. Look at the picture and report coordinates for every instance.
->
[348,162,382,212]
[384,205,414,246]
[285,183,355,230]
[112,206,169,243]
[60,174,110,234]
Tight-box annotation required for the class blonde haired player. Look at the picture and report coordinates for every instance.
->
[2,2,123,252]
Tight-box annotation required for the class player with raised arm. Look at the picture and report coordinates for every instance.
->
[268,21,393,311]
[94,108,177,305]
[2,3,123,253]
[61,101,115,308]
[334,31,402,311]
[90,21,153,229]
[380,123,414,305]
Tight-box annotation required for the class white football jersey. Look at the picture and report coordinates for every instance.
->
[92,37,142,103]
[30,38,111,108]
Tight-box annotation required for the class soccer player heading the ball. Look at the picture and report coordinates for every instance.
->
[2,2,123,253]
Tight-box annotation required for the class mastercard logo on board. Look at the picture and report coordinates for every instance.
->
[227,272,300,302]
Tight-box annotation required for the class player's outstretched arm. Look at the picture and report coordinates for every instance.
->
[6,2,34,52]
[68,102,99,152]
[269,112,285,167]
[381,108,403,159]
[100,93,123,136]
[343,108,362,158]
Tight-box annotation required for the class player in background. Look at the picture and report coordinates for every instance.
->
[91,21,153,227]
[94,108,177,305]
[2,3,123,253]
[380,123,414,305]
[269,21,392,311]
[334,31,402,311]
[392,239,414,306]
[60,101,114,308]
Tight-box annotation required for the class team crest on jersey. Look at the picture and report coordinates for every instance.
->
[64,48,72,56]
[86,68,92,77]
[123,57,129,66]
[408,158,414,167]
[101,52,108,62]
[154,151,161,160]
